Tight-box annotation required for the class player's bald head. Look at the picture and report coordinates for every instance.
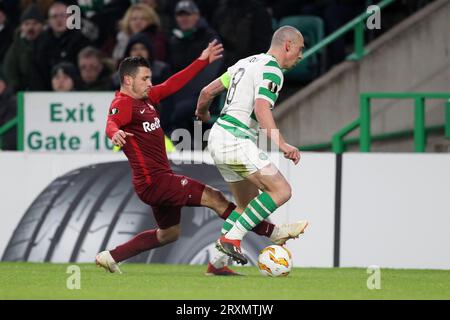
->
[270,26,303,48]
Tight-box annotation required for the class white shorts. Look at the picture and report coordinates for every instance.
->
[208,124,272,182]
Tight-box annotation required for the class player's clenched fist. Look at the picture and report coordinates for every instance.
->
[281,143,301,165]
[112,130,134,147]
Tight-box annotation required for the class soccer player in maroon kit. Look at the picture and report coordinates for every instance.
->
[96,41,300,275]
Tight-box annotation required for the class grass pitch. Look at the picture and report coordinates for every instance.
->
[0,262,449,300]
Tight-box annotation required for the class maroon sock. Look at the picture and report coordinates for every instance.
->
[109,229,161,263]
[220,202,237,219]
[220,202,275,238]
[252,221,275,238]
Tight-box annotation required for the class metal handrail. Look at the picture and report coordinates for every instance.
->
[331,93,450,153]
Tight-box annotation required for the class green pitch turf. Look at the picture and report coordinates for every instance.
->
[0,262,449,299]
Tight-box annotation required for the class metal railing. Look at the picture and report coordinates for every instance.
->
[331,93,450,153]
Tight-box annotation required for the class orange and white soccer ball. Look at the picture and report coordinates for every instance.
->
[257,245,292,277]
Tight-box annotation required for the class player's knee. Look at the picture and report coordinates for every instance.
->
[203,186,227,206]
[284,183,292,202]
[274,183,292,206]
[209,186,226,201]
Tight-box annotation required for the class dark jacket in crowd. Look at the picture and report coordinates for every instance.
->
[212,0,272,71]
[82,64,114,91]
[168,17,220,72]
[33,28,90,90]
[166,18,222,134]
[140,24,169,63]
[3,29,42,91]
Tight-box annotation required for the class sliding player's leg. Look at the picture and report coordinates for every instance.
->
[96,206,181,273]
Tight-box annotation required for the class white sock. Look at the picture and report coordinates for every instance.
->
[224,222,247,240]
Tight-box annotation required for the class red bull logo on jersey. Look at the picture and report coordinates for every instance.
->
[143,117,161,133]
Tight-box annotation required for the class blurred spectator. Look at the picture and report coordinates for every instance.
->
[137,0,172,35]
[168,0,219,72]
[166,0,222,135]
[137,0,158,7]
[159,0,217,31]
[75,0,131,48]
[77,46,113,91]
[51,61,83,91]
[3,4,45,92]
[211,0,272,72]
[20,0,57,18]
[112,3,167,62]
[123,32,171,86]
[33,2,90,90]
[0,2,15,72]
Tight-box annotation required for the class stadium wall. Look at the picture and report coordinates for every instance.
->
[1,152,449,269]
[274,0,450,149]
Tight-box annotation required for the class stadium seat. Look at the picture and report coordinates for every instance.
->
[278,15,325,83]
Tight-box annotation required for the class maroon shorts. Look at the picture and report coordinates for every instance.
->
[137,173,206,229]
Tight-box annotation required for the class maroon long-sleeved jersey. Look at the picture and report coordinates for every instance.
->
[106,58,208,194]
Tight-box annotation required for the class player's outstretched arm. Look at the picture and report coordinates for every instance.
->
[151,40,223,103]
[198,39,223,64]
[254,98,300,165]
[195,78,226,122]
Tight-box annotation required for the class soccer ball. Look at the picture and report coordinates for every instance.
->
[257,245,292,277]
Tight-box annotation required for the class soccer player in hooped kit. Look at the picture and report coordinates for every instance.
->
[96,40,304,275]
[196,27,308,266]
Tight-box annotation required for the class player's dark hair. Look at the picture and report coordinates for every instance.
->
[119,56,151,85]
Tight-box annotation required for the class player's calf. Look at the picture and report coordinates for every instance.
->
[157,225,180,245]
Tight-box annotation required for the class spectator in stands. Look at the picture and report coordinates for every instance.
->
[51,62,83,91]
[77,46,113,91]
[168,0,220,73]
[137,0,172,34]
[211,0,272,72]
[33,2,90,90]
[0,2,15,73]
[112,3,167,62]
[20,0,54,18]
[138,0,158,7]
[3,4,45,92]
[77,0,131,50]
[166,0,222,135]
[123,32,171,86]
[161,0,217,30]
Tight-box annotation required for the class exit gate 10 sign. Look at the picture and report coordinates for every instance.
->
[22,92,115,152]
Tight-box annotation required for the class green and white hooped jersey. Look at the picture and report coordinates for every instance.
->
[216,53,284,141]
